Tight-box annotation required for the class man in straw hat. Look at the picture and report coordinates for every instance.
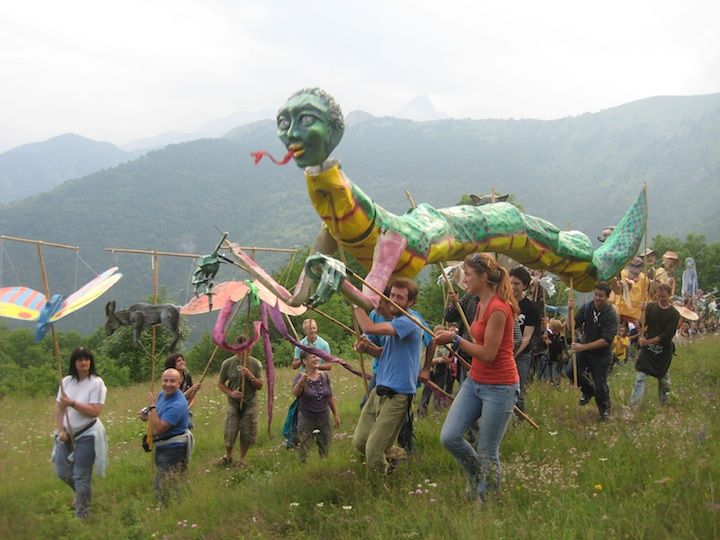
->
[611,256,651,326]
[655,251,680,295]
[642,248,657,279]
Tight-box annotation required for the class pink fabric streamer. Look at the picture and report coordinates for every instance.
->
[211,298,262,354]
[212,298,273,430]
[212,297,371,434]
[259,303,275,434]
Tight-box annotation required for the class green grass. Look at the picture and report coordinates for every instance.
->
[1,339,719,539]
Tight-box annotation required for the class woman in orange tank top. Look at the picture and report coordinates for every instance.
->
[435,253,520,502]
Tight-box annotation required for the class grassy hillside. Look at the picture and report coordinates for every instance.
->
[1,338,718,539]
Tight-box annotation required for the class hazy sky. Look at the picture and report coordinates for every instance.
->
[1,0,718,151]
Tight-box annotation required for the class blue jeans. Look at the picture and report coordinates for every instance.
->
[515,353,531,411]
[154,445,187,504]
[440,378,519,499]
[54,435,95,518]
[630,371,671,404]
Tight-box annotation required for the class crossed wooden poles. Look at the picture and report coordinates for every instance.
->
[346,268,540,430]
[1,235,80,444]
[220,232,540,430]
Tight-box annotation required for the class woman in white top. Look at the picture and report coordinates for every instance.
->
[53,347,108,518]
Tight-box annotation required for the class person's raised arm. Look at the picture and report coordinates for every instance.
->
[435,310,507,364]
[353,306,396,336]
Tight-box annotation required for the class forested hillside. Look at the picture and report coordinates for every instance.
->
[0,93,718,334]
[0,133,133,204]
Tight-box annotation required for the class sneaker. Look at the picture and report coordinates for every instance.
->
[579,394,592,406]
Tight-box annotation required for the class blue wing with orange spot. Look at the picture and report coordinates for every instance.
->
[0,268,122,339]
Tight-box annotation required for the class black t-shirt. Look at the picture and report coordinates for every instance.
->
[518,297,540,356]
[518,297,540,336]
[575,301,618,357]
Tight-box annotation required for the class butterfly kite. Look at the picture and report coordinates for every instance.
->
[0,267,122,341]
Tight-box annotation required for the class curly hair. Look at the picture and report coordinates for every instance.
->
[288,87,344,133]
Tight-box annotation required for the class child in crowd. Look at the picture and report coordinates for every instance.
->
[543,318,567,385]
[612,322,630,370]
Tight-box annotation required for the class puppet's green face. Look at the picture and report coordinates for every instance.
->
[277,93,339,168]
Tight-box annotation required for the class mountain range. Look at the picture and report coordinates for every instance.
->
[0,92,718,335]
[0,134,134,204]
[0,97,448,203]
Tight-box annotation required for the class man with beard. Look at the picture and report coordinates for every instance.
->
[352,278,422,475]
[570,282,618,421]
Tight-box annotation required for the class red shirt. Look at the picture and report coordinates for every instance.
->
[469,294,519,385]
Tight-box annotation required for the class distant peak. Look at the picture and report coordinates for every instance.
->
[345,109,375,126]
[397,95,449,121]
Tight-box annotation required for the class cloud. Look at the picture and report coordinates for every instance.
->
[0,0,718,150]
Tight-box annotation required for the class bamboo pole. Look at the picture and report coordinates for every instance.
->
[1,237,80,444]
[198,346,221,384]
[36,243,75,444]
[640,183,649,338]
[325,194,369,395]
[105,246,299,257]
[197,299,246,384]
[309,306,356,336]
[1,235,79,251]
[348,267,540,429]
[239,280,257,407]
[568,277,578,388]
[150,252,159,392]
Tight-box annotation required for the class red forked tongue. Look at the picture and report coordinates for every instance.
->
[251,149,294,165]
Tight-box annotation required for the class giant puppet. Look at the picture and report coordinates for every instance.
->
[229,87,646,309]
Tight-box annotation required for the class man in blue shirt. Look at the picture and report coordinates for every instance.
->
[139,368,190,503]
[352,278,422,475]
[362,295,432,403]
[291,318,332,372]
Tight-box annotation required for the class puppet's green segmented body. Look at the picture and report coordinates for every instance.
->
[306,161,646,292]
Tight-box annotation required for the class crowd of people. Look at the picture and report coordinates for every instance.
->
[51,248,717,517]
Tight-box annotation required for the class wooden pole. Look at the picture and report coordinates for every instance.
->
[36,243,75,444]
[241,287,255,398]
[150,252,159,393]
[640,183,649,337]
[309,306,357,336]
[197,299,246,384]
[348,268,435,335]
[1,237,81,443]
[105,245,299,258]
[568,277,578,388]
[325,194,369,395]
[1,235,79,251]
[349,267,540,429]
[198,346,221,384]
